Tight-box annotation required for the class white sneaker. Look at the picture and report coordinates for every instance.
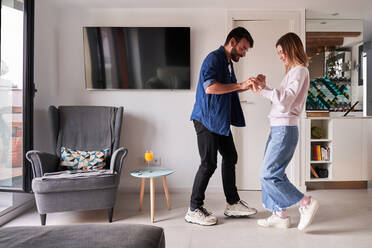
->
[298,197,319,231]
[257,214,291,229]
[224,200,257,217]
[185,207,218,226]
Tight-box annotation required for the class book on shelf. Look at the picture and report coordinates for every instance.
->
[311,145,317,160]
[311,144,330,161]
[317,145,321,161]
[321,147,327,160]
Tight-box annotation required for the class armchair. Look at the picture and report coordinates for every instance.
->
[26,106,128,225]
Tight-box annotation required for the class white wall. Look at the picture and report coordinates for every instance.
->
[34,4,229,192]
[34,1,59,153]
[34,0,372,193]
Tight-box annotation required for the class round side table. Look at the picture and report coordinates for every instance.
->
[130,166,174,223]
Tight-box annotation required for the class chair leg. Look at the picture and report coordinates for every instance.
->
[108,208,114,223]
[40,214,46,226]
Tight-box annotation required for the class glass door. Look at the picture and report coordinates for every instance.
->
[0,0,34,221]
[0,0,24,191]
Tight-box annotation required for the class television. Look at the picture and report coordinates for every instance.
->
[83,27,190,90]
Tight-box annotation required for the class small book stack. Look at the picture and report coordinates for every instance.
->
[311,145,330,161]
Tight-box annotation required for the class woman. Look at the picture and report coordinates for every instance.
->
[252,32,319,230]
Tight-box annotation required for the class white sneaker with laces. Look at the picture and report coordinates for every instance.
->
[257,214,291,229]
[224,200,257,217]
[298,197,319,231]
[185,207,218,226]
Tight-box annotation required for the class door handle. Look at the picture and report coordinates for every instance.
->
[240,100,254,104]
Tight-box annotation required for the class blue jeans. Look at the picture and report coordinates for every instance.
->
[260,126,304,211]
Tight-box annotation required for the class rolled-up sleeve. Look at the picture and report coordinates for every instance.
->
[202,54,219,91]
[203,79,216,90]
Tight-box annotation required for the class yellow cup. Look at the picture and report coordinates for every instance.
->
[145,151,153,163]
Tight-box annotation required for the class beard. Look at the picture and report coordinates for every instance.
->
[231,45,242,62]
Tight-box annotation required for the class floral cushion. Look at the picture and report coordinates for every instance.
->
[60,147,110,170]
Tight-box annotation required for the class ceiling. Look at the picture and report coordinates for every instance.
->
[39,0,372,19]
[37,0,372,41]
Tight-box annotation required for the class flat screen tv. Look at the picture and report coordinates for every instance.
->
[83,27,190,89]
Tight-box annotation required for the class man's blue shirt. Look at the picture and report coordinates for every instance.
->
[190,46,246,136]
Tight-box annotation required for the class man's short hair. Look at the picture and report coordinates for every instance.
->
[224,27,254,47]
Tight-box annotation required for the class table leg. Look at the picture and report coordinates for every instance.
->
[150,177,155,223]
[162,176,171,210]
[139,178,145,211]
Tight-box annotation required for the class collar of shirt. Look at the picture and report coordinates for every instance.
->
[218,45,231,65]
[217,46,233,77]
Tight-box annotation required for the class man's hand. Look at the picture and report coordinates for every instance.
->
[239,79,251,91]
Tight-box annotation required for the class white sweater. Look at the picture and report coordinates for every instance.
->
[259,65,310,126]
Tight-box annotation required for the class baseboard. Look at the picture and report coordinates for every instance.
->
[306,181,368,190]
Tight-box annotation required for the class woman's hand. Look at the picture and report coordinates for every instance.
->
[256,74,266,89]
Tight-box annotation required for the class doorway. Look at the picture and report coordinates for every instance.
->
[229,12,304,190]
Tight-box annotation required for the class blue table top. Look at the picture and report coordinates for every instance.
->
[130,166,174,178]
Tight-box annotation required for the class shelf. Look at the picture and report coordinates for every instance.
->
[307,118,334,184]
[310,161,332,164]
[310,139,332,142]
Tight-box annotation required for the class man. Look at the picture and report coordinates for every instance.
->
[185,27,258,226]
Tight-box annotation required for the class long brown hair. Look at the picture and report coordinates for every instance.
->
[276,32,308,72]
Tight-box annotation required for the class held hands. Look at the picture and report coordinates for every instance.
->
[250,74,266,94]
[239,74,266,93]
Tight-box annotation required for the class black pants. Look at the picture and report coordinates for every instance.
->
[190,120,240,209]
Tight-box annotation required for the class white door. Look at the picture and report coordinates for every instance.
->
[233,20,294,190]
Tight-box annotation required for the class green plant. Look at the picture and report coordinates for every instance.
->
[311,126,323,139]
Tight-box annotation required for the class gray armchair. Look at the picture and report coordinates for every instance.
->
[26,106,128,225]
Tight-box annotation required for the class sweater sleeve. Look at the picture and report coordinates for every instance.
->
[260,67,307,113]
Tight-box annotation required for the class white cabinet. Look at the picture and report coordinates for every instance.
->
[305,117,369,183]
[362,119,372,180]
[332,119,363,181]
